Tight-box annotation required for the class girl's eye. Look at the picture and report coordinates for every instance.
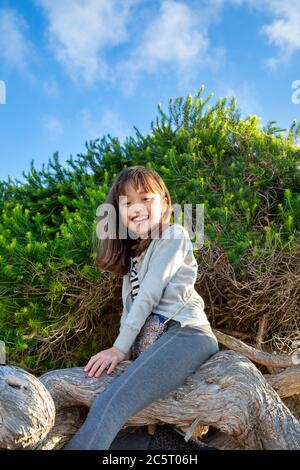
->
[124,197,152,205]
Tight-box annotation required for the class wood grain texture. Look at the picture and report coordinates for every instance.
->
[1,350,299,450]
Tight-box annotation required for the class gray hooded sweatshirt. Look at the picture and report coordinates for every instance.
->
[113,223,211,354]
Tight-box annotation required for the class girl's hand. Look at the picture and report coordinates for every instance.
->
[84,346,127,378]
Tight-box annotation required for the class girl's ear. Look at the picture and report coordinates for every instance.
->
[162,197,168,217]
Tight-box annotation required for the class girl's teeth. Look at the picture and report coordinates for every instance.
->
[133,216,148,222]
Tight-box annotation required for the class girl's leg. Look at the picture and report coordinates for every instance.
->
[64,321,219,450]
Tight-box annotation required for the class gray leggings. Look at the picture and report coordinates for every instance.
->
[64,320,219,450]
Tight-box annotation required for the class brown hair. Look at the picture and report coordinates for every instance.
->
[93,166,173,275]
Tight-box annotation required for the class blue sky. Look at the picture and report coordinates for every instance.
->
[0,0,299,182]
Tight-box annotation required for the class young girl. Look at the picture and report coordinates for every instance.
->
[64,165,219,450]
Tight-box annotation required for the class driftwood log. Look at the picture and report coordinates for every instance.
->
[0,349,300,450]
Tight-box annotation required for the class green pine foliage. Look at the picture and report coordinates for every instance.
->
[0,86,299,372]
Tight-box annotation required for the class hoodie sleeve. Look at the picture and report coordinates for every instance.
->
[113,227,191,354]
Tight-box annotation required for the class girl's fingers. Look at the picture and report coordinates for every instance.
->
[85,353,101,372]
[94,361,110,378]
[88,359,106,377]
[84,358,95,372]
[84,352,117,377]
[107,360,117,375]
[84,361,92,372]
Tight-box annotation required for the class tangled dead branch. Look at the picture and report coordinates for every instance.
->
[197,245,300,356]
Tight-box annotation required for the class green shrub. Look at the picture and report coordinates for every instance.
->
[0,86,299,372]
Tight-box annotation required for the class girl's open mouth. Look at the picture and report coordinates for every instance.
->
[131,215,149,224]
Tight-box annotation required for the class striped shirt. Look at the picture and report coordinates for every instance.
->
[130,255,140,301]
[130,254,167,322]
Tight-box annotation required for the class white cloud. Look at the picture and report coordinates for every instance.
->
[79,108,130,142]
[34,0,228,93]
[202,0,300,68]
[119,0,222,94]
[141,1,209,66]
[0,8,33,72]
[259,0,300,67]
[36,0,137,85]
[42,115,64,140]
[229,0,300,68]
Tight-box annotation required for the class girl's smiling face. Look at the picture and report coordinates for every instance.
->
[118,183,167,238]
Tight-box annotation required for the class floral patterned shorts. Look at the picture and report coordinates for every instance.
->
[130,312,168,360]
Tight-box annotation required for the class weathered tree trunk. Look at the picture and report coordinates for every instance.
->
[1,350,299,450]
[265,365,300,398]
[0,365,55,449]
